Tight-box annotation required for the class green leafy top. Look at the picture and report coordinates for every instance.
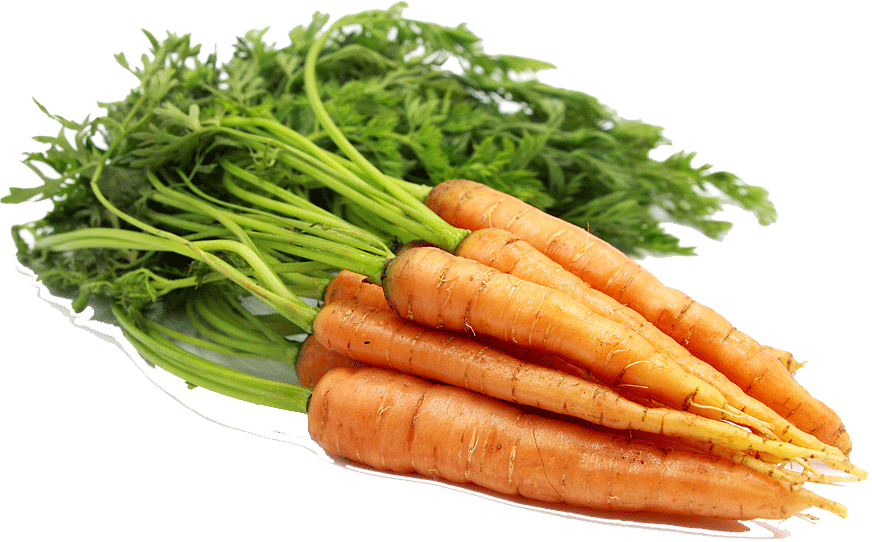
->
[7,3,775,261]
[3,2,779,413]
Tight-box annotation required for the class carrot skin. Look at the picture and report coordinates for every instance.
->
[453,227,845,457]
[296,335,360,388]
[314,299,658,433]
[426,178,850,454]
[309,366,841,519]
[323,269,391,312]
[313,299,864,481]
[382,244,738,421]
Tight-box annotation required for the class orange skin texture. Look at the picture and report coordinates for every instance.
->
[454,227,838,455]
[323,270,392,312]
[314,299,681,434]
[296,335,360,389]
[425,178,850,454]
[308,366,822,520]
[381,244,739,423]
[312,300,848,469]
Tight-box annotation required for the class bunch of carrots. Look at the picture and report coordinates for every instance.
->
[7,5,865,525]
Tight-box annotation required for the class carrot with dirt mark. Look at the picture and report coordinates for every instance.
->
[450,226,846,464]
[382,244,766,431]
[308,365,847,520]
[424,178,851,455]
[310,298,859,482]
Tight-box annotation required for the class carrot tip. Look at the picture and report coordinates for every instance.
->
[793,488,847,519]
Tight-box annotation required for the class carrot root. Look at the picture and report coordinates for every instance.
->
[446,225,855,468]
[426,179,851,454]
[383,244,775,431]
[312,299,862,481]
[295,334,361,388]
[308,366,847,520]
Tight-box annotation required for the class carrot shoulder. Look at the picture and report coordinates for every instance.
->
[323,269,391,311]
[308,366,845,520]
[425,178,850,454]
[295,335,360,388]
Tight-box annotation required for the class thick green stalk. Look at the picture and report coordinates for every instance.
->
[145,163,393,283]
[34,228,199,258]
[198,291,292,345]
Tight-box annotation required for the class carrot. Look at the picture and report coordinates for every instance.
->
[312,299,859,481]
[323,269,391,311]
[308,366,846,520]
[295,334,360,388]
[425,178,851,454]
[451,226,846,463]
[381,243,773,429]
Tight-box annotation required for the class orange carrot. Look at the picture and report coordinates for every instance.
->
[311,299,859,481]
[425,178,850,454]
[295,334,360,388]
[308,366,846,520]
[323,269,391,311]
[451,227,845,461]
[381,243,771,431]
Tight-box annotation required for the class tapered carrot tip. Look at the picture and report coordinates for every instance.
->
[792,488,847,519]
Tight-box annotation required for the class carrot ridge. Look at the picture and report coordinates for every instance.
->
[309,366,845,519]
[314,289,863,481]
[452,227,849,460]
[383,244,756,424]
[426,178,851,455]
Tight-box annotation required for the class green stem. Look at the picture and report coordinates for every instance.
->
[113,305,310,412]
[194,288,298,345]
[149,175,390,283]
[186,298,294,360]
[79,95,317,330]
[36,226,319,331]
[200,290,292,345]
[221,159,366,233]
[302,15,466,252]
[218,121,437,243]
[34,228,199,258]
[250,234,386,284]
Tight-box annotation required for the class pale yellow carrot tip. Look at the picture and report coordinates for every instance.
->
[804,489,848,519]
[804,456,868,482]
[691,400,775,435]
[843,462,868,481]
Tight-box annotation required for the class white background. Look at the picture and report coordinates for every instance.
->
[2,1,869,540]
